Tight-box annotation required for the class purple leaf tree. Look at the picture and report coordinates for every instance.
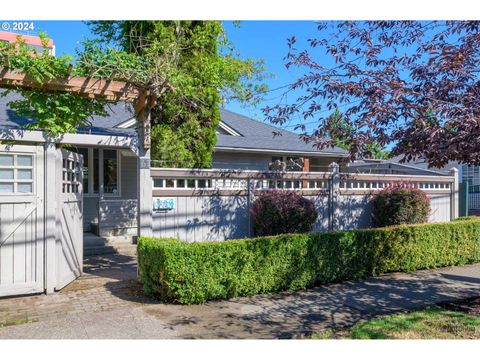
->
[263,21,480,167]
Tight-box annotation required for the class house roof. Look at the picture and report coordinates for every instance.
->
[0,90,348,157]
[0,90,136,136]
[217,109,347,157]
[347,159,450,176]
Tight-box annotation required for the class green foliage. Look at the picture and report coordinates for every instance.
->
[372,186,431,227]
[327,109,390,160]
[86,21,267,167]
[1,22,266,151]
[138,218,480,304]
[0,32,108,135]
[150,123,202,168]
[74,39,148,82]
[313,307,480,339]
[453,216,479,222]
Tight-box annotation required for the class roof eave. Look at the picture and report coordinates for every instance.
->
[214,145,348,157]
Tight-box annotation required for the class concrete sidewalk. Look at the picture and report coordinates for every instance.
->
[1,256,480,339]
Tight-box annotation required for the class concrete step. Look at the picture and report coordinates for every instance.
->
[84,236,108,247]
[83,245,117,256]
[83,233,137,257]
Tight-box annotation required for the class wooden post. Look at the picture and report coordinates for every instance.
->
[302,157,310,188]
[328,162,340,231]
[136,98,153,239]
[450,167,459,220]
[44,142,57,293]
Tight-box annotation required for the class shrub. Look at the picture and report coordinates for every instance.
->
[138,218,480,304]
[250,190,318,236]
[453,216,479,222]
[372,185,430,227]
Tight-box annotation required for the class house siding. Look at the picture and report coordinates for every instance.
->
[212,151,272,171]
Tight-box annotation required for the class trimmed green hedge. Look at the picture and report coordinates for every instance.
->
[138,219,480,304]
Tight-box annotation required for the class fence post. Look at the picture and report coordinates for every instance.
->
[328,162,340,231]
[44,142,57,294]
[459,180,469,217]
[450,167,459,220]
[136,106,153,239]
[247,177,255,237]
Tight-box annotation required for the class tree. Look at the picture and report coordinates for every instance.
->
[0,22,266,168]
[263,21,480,167]
[85,21,267,168]
[326,109,389,159]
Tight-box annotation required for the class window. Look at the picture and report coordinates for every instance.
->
[76,148,120,196]
[93,149,99,194]
[0,154,33,194]
[103,150,118,194]
[62,157,81,194]
[77,148,89,193]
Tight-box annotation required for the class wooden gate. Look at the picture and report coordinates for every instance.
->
[55,149,83,290]
[0,145,45,297]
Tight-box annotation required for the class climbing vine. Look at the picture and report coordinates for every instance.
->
[0,32,108,135]
[0,23,267,168]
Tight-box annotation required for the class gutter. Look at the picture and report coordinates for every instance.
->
[214,146,348,158]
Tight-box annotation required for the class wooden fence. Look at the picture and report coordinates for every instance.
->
[149,164,459,242]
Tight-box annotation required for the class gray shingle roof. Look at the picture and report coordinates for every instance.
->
[0,90,135,136]
[217,109,347,156]
[0,91,347,156]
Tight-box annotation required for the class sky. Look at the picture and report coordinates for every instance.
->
[0,20,329,128]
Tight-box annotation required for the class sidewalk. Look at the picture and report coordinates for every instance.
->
[1,255,479,339]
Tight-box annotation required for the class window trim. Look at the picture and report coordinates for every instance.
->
[0,152,35,195]
[217,121,243,137]
[79,148,122,198]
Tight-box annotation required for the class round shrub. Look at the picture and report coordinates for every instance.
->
[372,185,431,227]
[250,190,318,236]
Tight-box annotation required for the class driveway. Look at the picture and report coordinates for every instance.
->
[1,254,480,339]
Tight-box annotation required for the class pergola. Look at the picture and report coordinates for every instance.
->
[0,66,155,237]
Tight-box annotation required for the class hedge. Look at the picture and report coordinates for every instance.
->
[138,218,480,304]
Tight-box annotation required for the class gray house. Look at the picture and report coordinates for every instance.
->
[0,89,459,298]
[0,92,347,237]
[213,109,347,171]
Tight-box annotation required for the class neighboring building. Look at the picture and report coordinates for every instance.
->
[0,30,55,55]
[345,158,450,176]
[391,155,480,210]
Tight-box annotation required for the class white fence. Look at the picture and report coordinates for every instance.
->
[149,164,459,242]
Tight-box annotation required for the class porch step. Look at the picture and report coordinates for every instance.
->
[84,234,108,247]
[83,233,136,257]
[84,245,117,256]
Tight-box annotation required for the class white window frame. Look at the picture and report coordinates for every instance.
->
[80,148,122,198]
[0,152,35,195]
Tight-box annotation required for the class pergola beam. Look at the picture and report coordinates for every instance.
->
[0,67,144,102]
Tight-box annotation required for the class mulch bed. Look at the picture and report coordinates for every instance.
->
[439,296,480,316]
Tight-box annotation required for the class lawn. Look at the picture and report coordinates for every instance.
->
[313,307,480,339]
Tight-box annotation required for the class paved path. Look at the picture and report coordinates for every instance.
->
[1,254,480,339]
